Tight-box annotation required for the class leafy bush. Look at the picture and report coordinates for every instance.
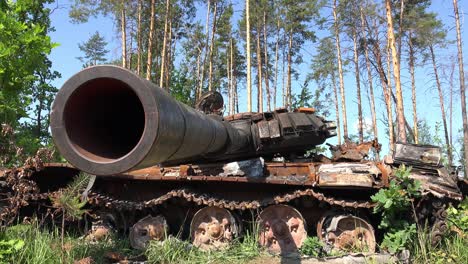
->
[371,165,421,253]
[300,236,325,258]
[447,198,468,233]
[0,239,24,263]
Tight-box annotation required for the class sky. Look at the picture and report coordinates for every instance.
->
[47,0,468,159]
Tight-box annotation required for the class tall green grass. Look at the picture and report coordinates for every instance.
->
[410,228,467,264]
[0,221,141,264]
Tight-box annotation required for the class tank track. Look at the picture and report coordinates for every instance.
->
[86,188,375,211]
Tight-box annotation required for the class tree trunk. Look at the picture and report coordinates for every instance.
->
[263,11,271,112]
[36,91,44,138]
[371,21,394,151]
[256,27,263,112]
[128,22,134,70]
[385,0,406,142]
[352,29,363,143]
[196,48,202,98]
[282,37,286,107]
[453,0,468,173]
[331,70,341,146]
[397,0,405,64]
[199,0,211,96]
[234,73,239,113]
[227,40,231,115]
[120,2,127,68]
[273,17,280,110]
[246,0,252,112]
[286,30,292,109]
[208,2,218,92]
[408,34,418,143]
[136,0,142,75]
[230,37,235,115]
[430,45,452,165]
[159,0,171,89]
[386,42,395,145]
[165,20,174,90]
[450,61,455,148]
[360,8,378,146]
[333,0,348,139]
[146,0,156,80]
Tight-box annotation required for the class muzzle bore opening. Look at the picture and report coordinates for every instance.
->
[64,78,145,162]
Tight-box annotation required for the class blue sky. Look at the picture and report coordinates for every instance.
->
[47,0,468,158]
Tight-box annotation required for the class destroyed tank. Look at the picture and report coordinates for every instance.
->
[0,65,463,254]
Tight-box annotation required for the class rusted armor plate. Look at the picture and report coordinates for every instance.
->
[317,163,381,188]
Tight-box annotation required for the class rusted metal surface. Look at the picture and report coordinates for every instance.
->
[190,207,239,250]
[317,214,376,253]
[409,173,462,200]
[393,143,441,167]
[294,107,316,113]
[129,215,168,249]
[329,139,381,162]
[116,161,385,189]
[258,205,307,254]
[387,143,463,201]
[317,163,381,188]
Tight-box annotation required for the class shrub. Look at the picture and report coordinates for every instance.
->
[300,236,325,258]
[371,165,421,253]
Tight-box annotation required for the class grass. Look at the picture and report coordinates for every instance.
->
[145,228,265,264]
[410,228,468,264]
[0,218,466,264]
[0,220,142,264]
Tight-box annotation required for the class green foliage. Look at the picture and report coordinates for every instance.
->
[49,173,90,221]
[0,0,60,164]
[371,165,421,253]
[380,223,417,254]
[77,31,109,67]
[170,69,196,106]
[0,239,24,263]
[300,236,325,258]
[291,79,331,117]
[447,199,468,233]
[0,0,57,124]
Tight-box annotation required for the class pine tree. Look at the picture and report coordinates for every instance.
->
[310,37,341,145]
[77,31,109,67]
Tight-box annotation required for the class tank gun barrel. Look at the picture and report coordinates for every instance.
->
[50,65,335,175]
